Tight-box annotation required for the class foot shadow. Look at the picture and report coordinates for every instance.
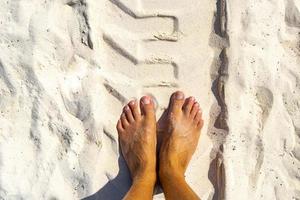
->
[82,154,163,200]
[82,155,131,200]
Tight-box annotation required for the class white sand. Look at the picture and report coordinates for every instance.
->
[225,0,300,199]
[0,0,299,199]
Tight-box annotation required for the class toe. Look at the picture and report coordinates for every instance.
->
[194,110,202,125]
[121,113,129,128]
[183,96,195,115]
[190,102,199,119]
[197,119,204,129]
[116,119,124,133]
[140,96,155,119]
[128,100,140,120]
[124,105,134,123]
[168,91,185,115]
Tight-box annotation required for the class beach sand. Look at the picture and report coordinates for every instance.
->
[0,0,299,199]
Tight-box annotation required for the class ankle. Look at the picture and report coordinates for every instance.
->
[133,170,156,186]
[159,166,185,184]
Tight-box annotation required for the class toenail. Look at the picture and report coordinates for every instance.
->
[142,97,151,104]
[130,100,135,105]
[194,103,199,107]
[125,106,130,110]
[175,92,184,100]
[190,97,195,102]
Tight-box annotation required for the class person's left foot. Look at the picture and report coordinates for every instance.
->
[157,91,203,178]
[117,96,157,182]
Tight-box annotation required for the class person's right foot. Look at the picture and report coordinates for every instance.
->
[117,96,157,183]
[158,91,204,178]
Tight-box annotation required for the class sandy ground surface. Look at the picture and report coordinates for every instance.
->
[0,0,299,199]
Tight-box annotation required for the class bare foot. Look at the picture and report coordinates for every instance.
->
[158,91,204,178]
[117,96,157,183]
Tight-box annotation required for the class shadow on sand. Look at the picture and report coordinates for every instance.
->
[82,154,163,200]
[82,156,131,200]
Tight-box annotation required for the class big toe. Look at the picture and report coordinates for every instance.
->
[168,91,185,115]
[140,96,155,120]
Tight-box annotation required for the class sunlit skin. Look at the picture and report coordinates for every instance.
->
[116,91,203,200]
